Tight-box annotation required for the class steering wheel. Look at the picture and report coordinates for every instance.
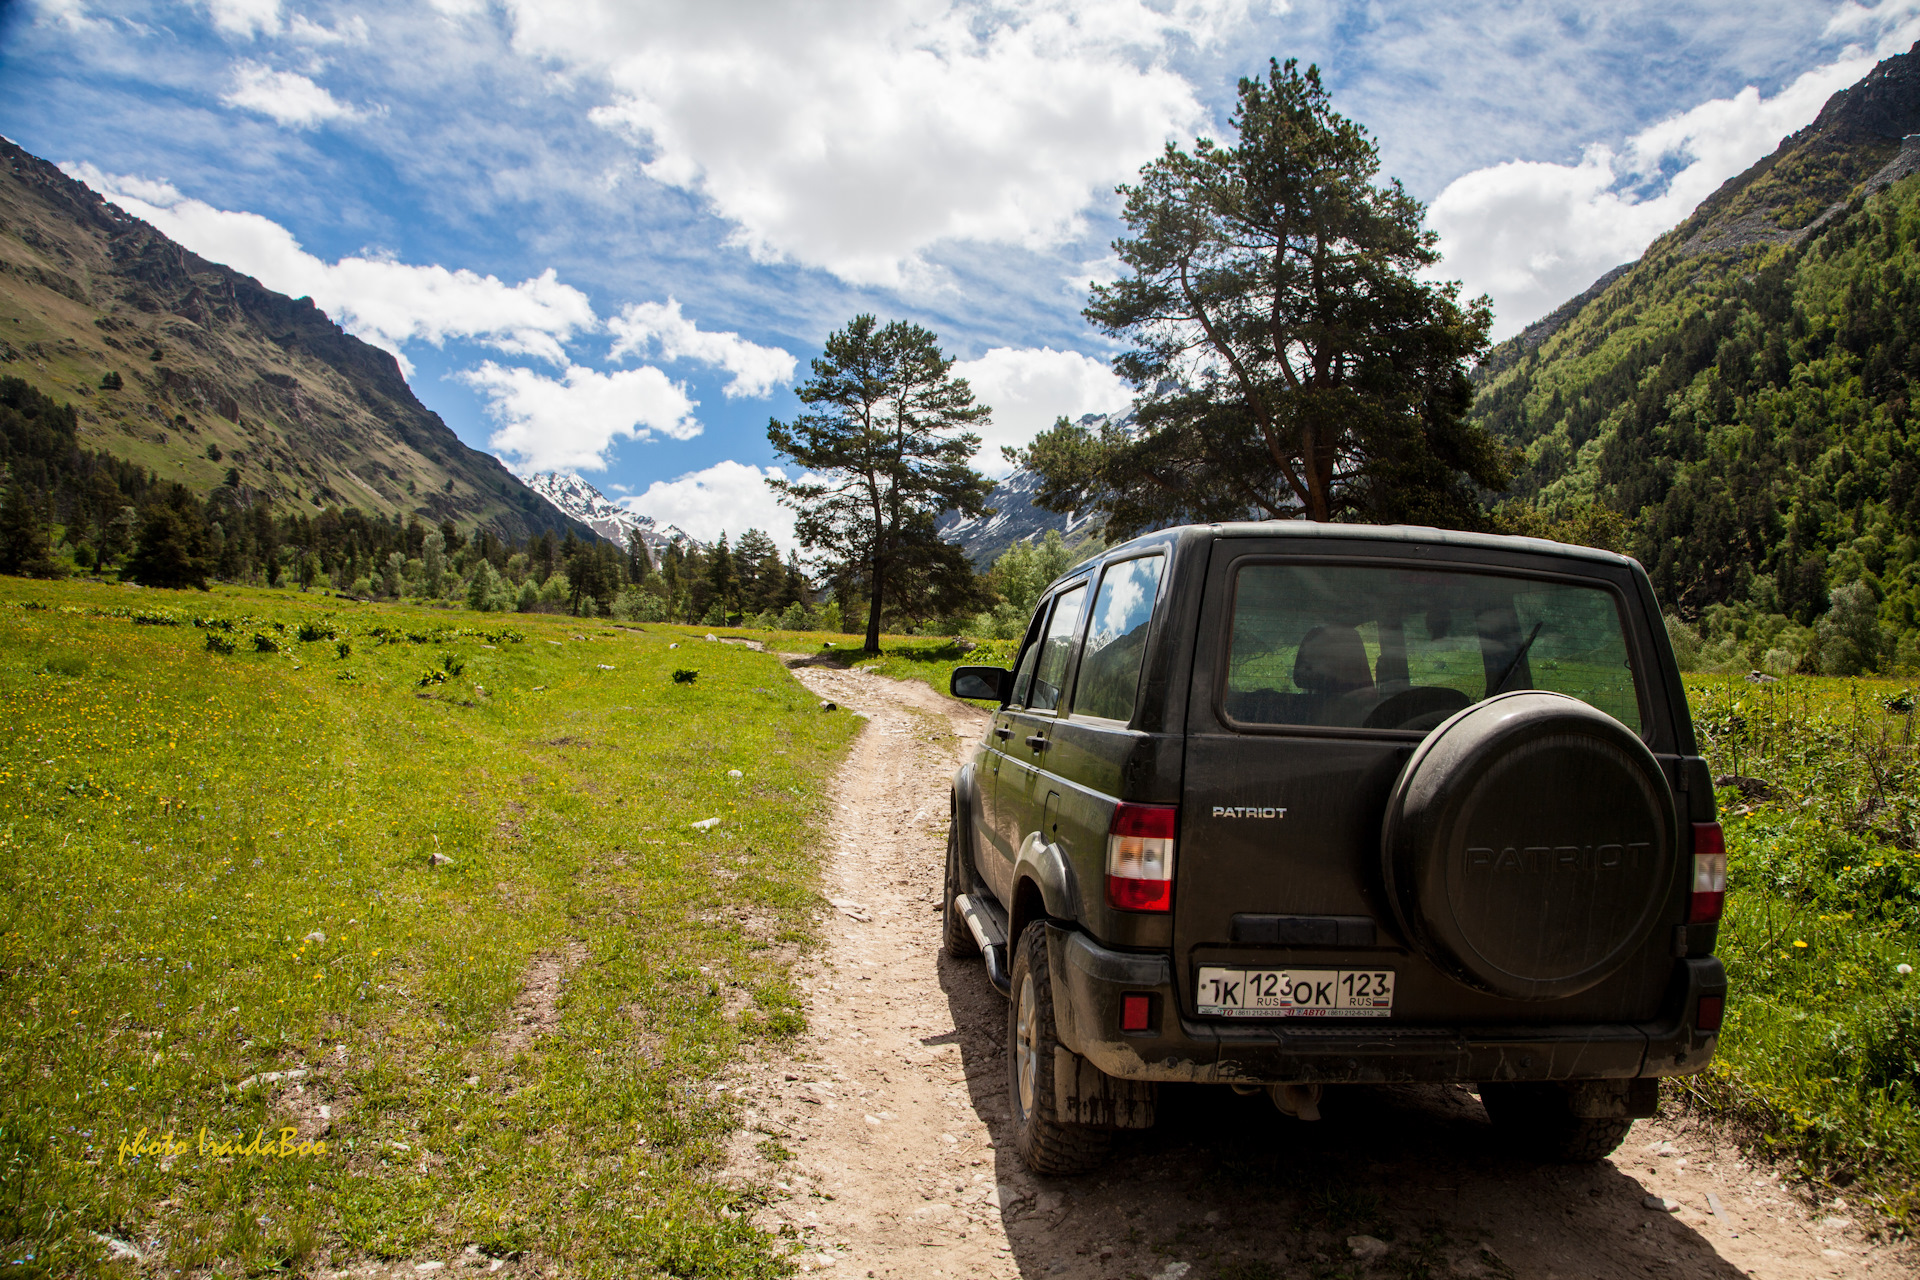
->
[1363,685,1472,732]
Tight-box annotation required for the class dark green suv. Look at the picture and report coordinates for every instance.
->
[945,523,1725,1175]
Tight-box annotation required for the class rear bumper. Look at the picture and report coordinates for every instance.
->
[1044,923,1725,1086]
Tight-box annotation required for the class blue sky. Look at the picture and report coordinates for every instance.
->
[4,0,1918,546]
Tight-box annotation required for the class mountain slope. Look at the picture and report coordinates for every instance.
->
[0,137,592,542]
[937,466,1104,565]
[522,471,697,555]
[1469,41,1920,628]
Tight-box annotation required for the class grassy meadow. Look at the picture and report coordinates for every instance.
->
[1683,673,1920,1230]
[0,579,859,1277]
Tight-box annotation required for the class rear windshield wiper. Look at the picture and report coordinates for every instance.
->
[1488,622,1545,697]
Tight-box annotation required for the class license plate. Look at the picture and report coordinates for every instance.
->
[1195,966,1395,1018]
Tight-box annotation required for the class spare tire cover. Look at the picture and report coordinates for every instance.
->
[1381,690,1676,1001]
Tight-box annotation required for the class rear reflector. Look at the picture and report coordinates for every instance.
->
[1122,993,1151,1032]
[1689,822,1726,924]
[1696,995,1725,1032]
[1107,802,1177,913]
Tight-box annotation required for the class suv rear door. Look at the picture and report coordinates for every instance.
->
[987,579,1090,899]
[1176,540,1679,1027]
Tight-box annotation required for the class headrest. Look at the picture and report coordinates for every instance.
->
[1293,624,1373,694]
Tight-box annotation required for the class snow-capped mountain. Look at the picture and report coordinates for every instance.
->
[523,472,697,557]
[938,411,1115,564]
[938,467,1104,566]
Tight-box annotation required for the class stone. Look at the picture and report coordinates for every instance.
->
[1643,1195,1680,1212]
[691,817,721,831]
[728,769,743,778]
[303,931,326,943]
[1347,1235,1390,1260]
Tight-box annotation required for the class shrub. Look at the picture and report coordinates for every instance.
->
[250,632,280,654]
[671,668,699,684]
[205,634,236,655]
[334,640,352,659]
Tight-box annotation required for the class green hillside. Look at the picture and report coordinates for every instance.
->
[0,139,590,544]
[1471,43,1920,673]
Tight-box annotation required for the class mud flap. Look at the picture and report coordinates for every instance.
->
[1053,1046,1156,1129]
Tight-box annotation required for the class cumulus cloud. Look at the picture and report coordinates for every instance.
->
[617,460,815,550]
[607,298,796,398]
[465,363,702,473]
[1430,57,1875,338]
[950,345,1133,476]
[204,0,280,38]
[61,164,595,369]
[506,0,1256,287]
[221,62,365,128]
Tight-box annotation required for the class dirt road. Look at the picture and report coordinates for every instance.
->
[725,662,1913,1280]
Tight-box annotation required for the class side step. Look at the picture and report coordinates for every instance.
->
[954,893,1012,997]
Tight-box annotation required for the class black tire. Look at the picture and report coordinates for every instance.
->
[1480,1083,1634,1162]
[1007,923,1111,1176]
[943,804,979,959]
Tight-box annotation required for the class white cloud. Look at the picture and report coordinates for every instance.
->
[61,163,596,369]
[464,362,701,473]
[607,298,796,398]
[950,345,1133,476]
[618,460,814,550]
[31,0,107,32]
[204,0,280,38]
[288,13,369,44]
[1430,57,1875,339]
[507,0,1258,287]
[221,61,364,128]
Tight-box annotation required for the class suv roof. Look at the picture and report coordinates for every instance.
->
[1094,521,1633,568]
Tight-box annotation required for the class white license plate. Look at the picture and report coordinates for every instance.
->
[1195,966,1396,1018]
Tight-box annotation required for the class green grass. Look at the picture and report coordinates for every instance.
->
[0,579,859,1277]
[1681,672,1920,1230]
[645,624,1013,709]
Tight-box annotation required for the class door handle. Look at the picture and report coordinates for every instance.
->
[1026,735,1050,751]
[993,726,1012,740]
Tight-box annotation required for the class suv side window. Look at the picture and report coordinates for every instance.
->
[1073,554,1164,722]
[1026,583,1088,713]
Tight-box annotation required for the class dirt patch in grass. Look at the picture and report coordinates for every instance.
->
[495,944,585,1059]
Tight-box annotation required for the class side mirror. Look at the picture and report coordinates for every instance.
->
[951,665,1011,703]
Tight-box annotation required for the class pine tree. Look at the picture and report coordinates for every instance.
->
[0,483,61,578]
[1018,59,1507,534]
[768,315,993,653]
[122,483,210,589]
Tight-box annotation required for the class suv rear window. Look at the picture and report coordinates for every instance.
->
[1225,563,1641,734]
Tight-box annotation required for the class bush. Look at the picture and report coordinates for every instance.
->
[1817,581,1888,676]
[205,634,236,655]
[775,601,814,631]
[250,632,280,654]
[610,588,666,622]
[515,581,539,613]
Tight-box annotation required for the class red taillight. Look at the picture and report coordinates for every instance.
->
[1689,822,1726,924]
[1106,802,1177,913]
[1121,993,1151,1032]
[1696,995,1725,1032]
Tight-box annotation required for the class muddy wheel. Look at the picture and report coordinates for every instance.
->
[1480,1082,1634,1162]
[1007,923,1111,1176]
[943,805,979,959]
